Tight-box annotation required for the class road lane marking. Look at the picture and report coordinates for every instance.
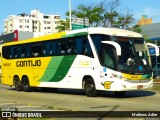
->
[31,110,64,111]
[0,103,16,105]
[16,106,40,108]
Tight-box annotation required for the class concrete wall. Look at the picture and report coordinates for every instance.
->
[0,33,14,43]
[0,31,45,43]
[18,31,34,40]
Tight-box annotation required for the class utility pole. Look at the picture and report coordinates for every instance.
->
[69,0,72,31]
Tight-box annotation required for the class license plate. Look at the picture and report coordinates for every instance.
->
[137,85,143,89]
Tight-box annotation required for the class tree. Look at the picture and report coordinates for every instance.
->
[142,34,154,43]
[69,0,135,28]
[129,24,142,33]
[66,3,104,27]
[57,0,138,32]
[56,19,69,32]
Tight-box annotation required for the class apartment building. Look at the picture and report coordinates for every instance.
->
[138,15,152,26]
[4,9,60,35]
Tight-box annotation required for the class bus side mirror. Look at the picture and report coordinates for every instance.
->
[101,41,121,56]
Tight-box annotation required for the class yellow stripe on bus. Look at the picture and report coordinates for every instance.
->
[122,73,142,80]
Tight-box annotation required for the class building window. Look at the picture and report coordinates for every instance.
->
[25,26,29,28]
[44,16,49,19]
[34,26,37,29]
[19,20,22,23]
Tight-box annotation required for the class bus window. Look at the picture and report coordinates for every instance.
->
[10,46,18,59]
[42,44,46,56]
[31,43,42,57]
[14,47,18,58]
[20,45,31,58]
[26,45,30,57]
[66,39,76,55]
[50,41,57,56]
[91,34,111,54]
[82,38,93,58]
[76,38,83,54]
[12,46,21,58]
[2,46,11,59]
[59,41,66,55]
[21,45,27,58]
[43,42,54,56]
[102,45,116,69]
[75,36,93,57]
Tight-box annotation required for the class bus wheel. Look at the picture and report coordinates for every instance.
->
[14,79,23,91]
[22,77,31,92]
[84,78,97,97]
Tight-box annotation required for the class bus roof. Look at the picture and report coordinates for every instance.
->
[2,27,142,46]
[67,27,142,37]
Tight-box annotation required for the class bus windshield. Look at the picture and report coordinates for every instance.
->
[114,36,152,74]
[91,34,152,74]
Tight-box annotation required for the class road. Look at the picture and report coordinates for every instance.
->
[0,83,160,119]
[0,83,160,111]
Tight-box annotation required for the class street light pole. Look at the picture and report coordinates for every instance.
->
[69,0,72,31]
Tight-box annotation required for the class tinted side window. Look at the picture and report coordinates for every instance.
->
[91,34,111,55]
[101,45,116,70]
[75,36,94,58]
[57,38,76,56]
[21,45,30,58]
[2,35,95,59]
[2,46,11,59]
[31,43,42,57]
[42,42,50,56]
[50,41,57,56]
[11,46,21,58]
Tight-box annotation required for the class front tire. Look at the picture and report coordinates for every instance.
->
[84,78,97,97]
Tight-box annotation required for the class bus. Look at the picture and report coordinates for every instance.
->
[0,45,1,77]
[148,45,160,77]
[1,27,159,97]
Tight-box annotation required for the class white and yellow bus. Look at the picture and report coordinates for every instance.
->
[1,27,159,97]
[0,45,2,77]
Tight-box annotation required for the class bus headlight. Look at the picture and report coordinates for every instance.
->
[112,73,128,81]
[112,73,122,79]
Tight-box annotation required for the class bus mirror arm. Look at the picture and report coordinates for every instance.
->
[101,41,121,56]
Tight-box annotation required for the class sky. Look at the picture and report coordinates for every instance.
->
[0,0,160,33]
